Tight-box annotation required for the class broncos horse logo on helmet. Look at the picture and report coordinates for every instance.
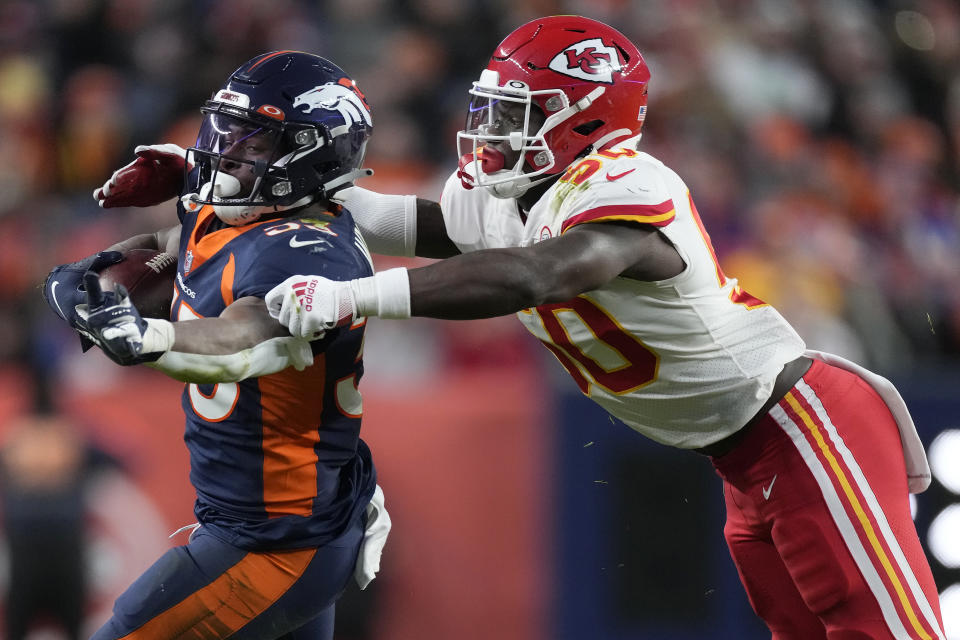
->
[293,82,372,130]
[185,51,374,226]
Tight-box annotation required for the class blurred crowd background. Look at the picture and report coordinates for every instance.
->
[1,0,959,639]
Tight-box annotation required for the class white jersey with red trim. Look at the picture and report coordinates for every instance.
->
[440,146,806,448]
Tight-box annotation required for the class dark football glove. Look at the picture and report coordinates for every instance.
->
[75,272,160,366]
[43,251,124,350]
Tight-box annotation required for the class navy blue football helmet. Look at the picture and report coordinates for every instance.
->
[185,51,374,225]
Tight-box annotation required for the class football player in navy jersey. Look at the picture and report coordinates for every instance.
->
[42,51,389,640]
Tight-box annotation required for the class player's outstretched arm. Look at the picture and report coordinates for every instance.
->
[266,222,683,337]
[411,222,679,317]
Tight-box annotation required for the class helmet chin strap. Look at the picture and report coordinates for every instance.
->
[183,172,317,226]
[322,167,374,196]
[588,128,635,154]
[487,171,556,200]
[484,127,637,201]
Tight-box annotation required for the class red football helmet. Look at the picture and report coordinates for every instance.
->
[457,15,651,199]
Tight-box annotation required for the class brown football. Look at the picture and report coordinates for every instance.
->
[97,249,177,319]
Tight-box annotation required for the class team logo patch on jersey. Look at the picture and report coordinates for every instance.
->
[293,82,372,128]
[549,38,622,84]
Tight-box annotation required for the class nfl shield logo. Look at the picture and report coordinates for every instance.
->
[183,250,194,275]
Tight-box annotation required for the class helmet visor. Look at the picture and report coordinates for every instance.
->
[460,91,535,152]
[188,111,292,205]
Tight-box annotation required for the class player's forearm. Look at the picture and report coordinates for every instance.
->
[144,306,311,383]
[145,297,289,356]
[404,224,644,319]
[406,247,574,319]
[148,334,313,383]
[170,304,289,354]
[169,318,267,354]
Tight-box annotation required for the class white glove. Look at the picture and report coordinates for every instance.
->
[266,269,411,339]
[265,275,357,339]
[354,484,391,590]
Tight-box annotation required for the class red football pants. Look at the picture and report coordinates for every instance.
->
[711,359,945,639]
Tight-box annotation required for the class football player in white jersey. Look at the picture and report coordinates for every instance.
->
[98,16,944,640]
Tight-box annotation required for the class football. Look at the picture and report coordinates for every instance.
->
[97,249,177,319]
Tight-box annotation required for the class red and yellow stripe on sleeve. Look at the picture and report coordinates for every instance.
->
[560,200,675,234]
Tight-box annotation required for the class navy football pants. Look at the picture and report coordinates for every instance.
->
[90,523,362,640]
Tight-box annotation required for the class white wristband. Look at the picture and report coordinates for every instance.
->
[142,318,176,354]
[350,268,411,319]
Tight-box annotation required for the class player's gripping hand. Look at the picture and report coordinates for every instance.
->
[93,144,193,208]
[43,251,123,333]
[265,275,357,339]
[75,273,163,366]
[266,269,410,338]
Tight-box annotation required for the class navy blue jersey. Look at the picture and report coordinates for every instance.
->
[172,203,376,550]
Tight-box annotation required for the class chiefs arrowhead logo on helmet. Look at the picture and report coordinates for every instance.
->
[548,38,623,84]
